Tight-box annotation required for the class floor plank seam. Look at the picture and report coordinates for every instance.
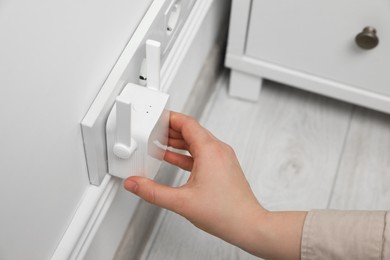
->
[199,71,229,125]
[326,105,356,209]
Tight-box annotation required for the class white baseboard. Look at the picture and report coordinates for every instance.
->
[52,0,230,259]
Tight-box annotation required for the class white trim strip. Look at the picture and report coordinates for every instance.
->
[52,175,120,260]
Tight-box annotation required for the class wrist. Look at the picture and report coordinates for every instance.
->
[237,205,272,257]
[219,203,269,257]
[248,210,308,260]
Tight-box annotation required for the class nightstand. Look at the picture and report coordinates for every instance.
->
[225,0,390,113]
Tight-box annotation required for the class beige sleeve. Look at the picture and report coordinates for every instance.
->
[301,210,388,260]
[384,212,390,259]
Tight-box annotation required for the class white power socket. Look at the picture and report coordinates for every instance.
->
[106,83,169,179]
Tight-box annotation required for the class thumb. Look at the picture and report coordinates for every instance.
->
[124,176,183,212]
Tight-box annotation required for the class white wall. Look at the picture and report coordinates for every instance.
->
[0,1,152,259]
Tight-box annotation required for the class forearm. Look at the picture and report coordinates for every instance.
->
[226,208,307,260]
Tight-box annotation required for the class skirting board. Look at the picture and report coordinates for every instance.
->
[226,54,390,114]
[52,0,230,259]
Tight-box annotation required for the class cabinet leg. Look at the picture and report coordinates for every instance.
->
[229,70,262,101]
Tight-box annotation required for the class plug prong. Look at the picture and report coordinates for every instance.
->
[146,40,161,91]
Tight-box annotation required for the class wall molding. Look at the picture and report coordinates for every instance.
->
[51,175,120,259]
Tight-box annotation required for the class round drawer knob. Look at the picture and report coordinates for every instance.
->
[355,26,379,50]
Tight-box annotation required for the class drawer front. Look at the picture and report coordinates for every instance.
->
[246,0,390,96]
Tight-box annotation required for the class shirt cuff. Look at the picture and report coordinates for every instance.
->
[301,209,387,260]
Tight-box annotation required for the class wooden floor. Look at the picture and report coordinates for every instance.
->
[139,73,390,260]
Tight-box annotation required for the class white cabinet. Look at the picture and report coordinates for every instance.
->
[225,0,390,114]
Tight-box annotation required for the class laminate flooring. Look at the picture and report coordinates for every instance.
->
[139,73,390,260]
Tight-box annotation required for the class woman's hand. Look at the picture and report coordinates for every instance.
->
[124,111,306,259]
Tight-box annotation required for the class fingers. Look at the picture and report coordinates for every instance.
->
[168,138,188,150]
[124,176,185,212]
[169,112,215,157]
[169,128,183,139]
[164,150,193,171]
[168,125,188,150]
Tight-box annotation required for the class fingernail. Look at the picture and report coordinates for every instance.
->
[124,179,138,193]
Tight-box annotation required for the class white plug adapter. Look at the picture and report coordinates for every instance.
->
[106,83,169,179]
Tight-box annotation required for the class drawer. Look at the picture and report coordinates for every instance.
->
[246,0,390,96]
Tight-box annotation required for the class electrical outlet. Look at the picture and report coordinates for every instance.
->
[165,0,182,36]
